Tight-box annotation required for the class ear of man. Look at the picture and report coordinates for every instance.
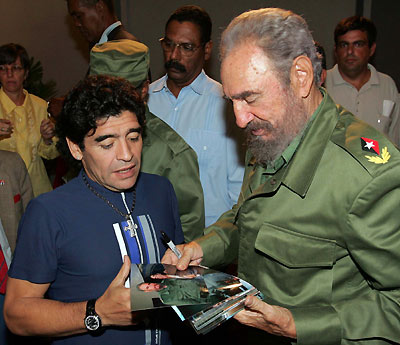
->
[139,80,150,101]
[95,0,106,14]
[369,42,376,58]
[290,55,314,99]
[204,41,213,61]
[94,0,110,26]
[66,137,83,161]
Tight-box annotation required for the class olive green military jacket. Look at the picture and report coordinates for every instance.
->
[197,93,400,344]
[141,108,205,242]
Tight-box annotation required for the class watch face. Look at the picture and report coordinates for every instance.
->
[85,315,100,331]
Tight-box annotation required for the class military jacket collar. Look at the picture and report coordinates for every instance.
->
[246,91,340,198]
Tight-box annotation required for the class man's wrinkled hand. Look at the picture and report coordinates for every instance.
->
[234,295,297,339]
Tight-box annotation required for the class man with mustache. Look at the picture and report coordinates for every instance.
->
[326,16,399,145]
[148,5,245,227]
[4,75,183,344]
[162,8,400,344]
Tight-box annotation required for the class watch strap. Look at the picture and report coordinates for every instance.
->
[84,299,102,331]
[86,299,97,316]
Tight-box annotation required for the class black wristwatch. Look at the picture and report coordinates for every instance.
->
[84,299,102,332]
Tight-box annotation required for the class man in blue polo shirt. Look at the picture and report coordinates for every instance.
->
[4,75,183,345]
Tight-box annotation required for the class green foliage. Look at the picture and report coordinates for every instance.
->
[25,57,57,101]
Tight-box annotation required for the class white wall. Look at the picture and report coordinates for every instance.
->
[0,0,88,96]
[124,0,356,82]
[2,0,397,94]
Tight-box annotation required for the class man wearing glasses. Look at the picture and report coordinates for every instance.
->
[148,5,245,228]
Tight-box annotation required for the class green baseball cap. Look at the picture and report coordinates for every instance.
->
[89,39,150,87]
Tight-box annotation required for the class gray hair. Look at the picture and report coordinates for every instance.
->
[220,8,321,86]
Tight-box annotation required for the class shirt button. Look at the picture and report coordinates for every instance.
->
[270,179,277,185]
[203,146,207,150]
[174,107,178,111]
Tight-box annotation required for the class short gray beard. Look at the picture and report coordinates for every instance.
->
[245,88,309,166]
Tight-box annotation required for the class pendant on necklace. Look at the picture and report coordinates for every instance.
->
[124,218,138,237]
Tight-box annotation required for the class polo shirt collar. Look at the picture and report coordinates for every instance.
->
[331,63,379,86]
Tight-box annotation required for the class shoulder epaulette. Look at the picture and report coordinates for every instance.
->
[330,105,400,176]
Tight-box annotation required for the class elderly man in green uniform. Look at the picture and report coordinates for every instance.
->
[89,39,204,241]
[162,8,400,345]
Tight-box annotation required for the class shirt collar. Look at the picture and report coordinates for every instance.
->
[331,63,379,86]
[0,88,28,113]
[367,64,379,85]
[98,21,122,44]
[282,90,338,197]
[247,89,337,198]
[151,70,207,95]
[80,169,136,198]
[263,120,310,174]
[248,93,321,174]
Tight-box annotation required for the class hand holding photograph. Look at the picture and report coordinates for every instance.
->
[130,263,263,334]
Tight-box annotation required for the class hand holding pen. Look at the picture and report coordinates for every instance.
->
[161,231,205,270]
[161,231,182,259]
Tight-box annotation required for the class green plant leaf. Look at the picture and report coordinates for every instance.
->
[25,57,58,100]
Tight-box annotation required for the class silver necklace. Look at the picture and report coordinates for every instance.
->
[82,172,138,237]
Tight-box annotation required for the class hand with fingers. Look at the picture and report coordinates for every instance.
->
[234,295,297,340]
[40,118,56,145]
[161,241,204,271]
[95,256,140,326]
[0,118,13,139]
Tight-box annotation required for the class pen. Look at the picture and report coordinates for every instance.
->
[161,231,182,259]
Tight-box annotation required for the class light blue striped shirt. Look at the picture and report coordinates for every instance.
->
[149,70,245,226]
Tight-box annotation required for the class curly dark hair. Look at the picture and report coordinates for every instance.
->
[334,16,377,47]
[56,75,146,165]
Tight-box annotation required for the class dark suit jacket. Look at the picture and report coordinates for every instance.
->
[0,150,33,252]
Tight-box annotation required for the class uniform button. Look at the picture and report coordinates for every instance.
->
[270,179,277,185]
[174,107,178,111]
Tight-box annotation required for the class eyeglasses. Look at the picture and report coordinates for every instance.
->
[0,64,24,75]
[159,37,203,57]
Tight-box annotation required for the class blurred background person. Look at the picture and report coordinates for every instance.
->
[0,150,33,253]
[314,41,327,86]
[0,43,59,197]
[0,149,33,345]
[326,16,400,146]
